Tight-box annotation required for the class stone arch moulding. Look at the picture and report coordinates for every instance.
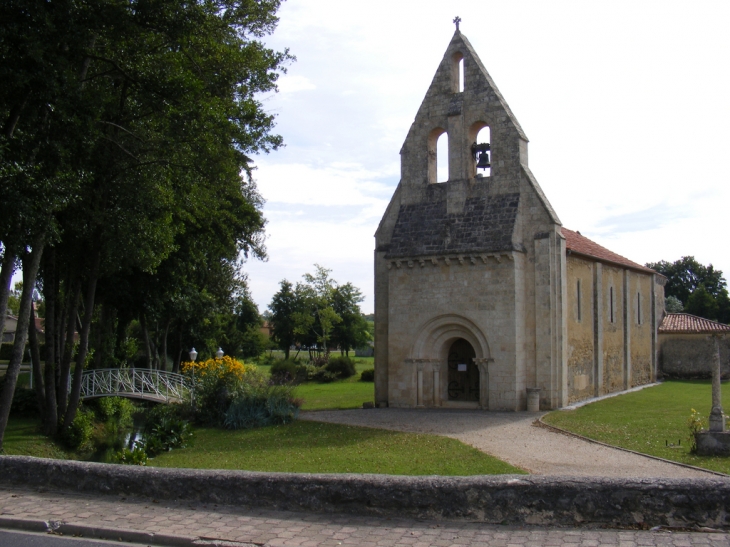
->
[410,313,491,361]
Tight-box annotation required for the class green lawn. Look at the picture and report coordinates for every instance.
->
[151,420,524,475]
[252,356,375,411]
[1,418,68,459]
[542,380,730,474]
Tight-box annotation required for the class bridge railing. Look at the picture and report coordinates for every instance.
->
[80,368,190,403]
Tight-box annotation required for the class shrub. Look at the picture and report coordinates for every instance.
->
[112,446,148,465]
[0,376,39,417]
[325,356,356,379]
[224,384,300,430]
[360,368,374,382]
[94,397,136,430]
[271,359,315,384]
[61,408,95,451]
[182,356,266,426]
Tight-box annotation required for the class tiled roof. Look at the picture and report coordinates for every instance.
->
[561,228,656,274]
[386,194,520,258]
[659,313,730,334]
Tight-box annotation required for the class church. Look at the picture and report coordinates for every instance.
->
[373,27,665,411]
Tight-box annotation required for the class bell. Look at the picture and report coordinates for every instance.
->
[476,151,491,170]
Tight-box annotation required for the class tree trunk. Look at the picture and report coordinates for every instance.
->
[42,248,58,435]
[62,251,100,432]
[0,250,16,341]
[57,277,81,421]
[140,314,152,369]
[173,326,182,374]
[28,302,45,417]
[161,319,170,372]
[0,235,45,451]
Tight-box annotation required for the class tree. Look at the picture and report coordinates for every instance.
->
[269,280,299,359]
[269,266,370,360]
[0,0,291,449]
[665,295,683,313]
[647,256,730,323]
[331,283,371,356]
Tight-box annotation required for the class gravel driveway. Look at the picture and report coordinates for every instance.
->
[301,408,720,478]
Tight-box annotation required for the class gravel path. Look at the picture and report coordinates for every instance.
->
[301,408,720,478]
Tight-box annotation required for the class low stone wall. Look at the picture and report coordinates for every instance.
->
[659,333,730,379]
[1,456,729,528]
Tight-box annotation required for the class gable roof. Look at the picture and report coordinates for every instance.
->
[659,313,730,334]
[561,228,655,274]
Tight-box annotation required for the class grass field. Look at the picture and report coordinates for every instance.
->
[1,418,68,459]
[151,420,525,475]
[294,357,374,410]
[542,380,730,474]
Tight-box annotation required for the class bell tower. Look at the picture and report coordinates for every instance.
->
[374,23,566,411]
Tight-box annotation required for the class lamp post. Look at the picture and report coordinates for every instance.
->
[189,347,198,405]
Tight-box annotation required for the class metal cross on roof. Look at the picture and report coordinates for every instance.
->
[453,16,461,31]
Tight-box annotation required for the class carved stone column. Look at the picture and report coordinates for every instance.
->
[433,366,441,407]
[473,357,494,410]
[416,361,425,407]
[405,358,439,408]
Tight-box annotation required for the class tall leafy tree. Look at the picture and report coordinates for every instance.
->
[0,0,291,449]
[647,256,730,323]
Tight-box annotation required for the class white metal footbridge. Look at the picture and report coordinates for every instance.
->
[80,368,190,403]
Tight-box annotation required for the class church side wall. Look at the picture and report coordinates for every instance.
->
[629,273,653,386]
[601,265,625,394]
[566,256,596,403]
[385,258,519,410]
[566,256,657,404]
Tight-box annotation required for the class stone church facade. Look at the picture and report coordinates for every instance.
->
[374,30,665,411]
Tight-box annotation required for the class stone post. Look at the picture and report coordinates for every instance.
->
[474,358,493,410]
[709,335,725,432]
[526,388,541,412]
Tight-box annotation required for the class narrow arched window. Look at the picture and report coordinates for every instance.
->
[637,291,642,324]
[577,279,582,322]
[437,132,449,182]
[609,287,614,323]
[452,52,464,93]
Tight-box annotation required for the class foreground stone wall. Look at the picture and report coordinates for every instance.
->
[0,456,728,528]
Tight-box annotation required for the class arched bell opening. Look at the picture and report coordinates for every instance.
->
[427,127,448,184]
[468,122,491,179]
[447,338,479,401]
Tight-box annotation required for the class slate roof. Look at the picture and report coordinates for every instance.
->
[562,228,655,274]
[386,194,520,258]
[659,313,730,334]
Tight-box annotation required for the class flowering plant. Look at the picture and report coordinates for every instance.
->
[687,408,707,453]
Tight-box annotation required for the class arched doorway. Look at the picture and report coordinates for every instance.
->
[447,338,478,401]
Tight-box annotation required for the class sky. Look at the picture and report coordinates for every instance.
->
[243,0,730,314]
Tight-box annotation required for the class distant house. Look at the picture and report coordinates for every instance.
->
[2,314,17,344]
[659,313,730,379]
[260,321,273,338]
[2,311,46,345]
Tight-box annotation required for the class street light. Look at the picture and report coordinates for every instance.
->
[188,348,198,405]
[216,347,224,359]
